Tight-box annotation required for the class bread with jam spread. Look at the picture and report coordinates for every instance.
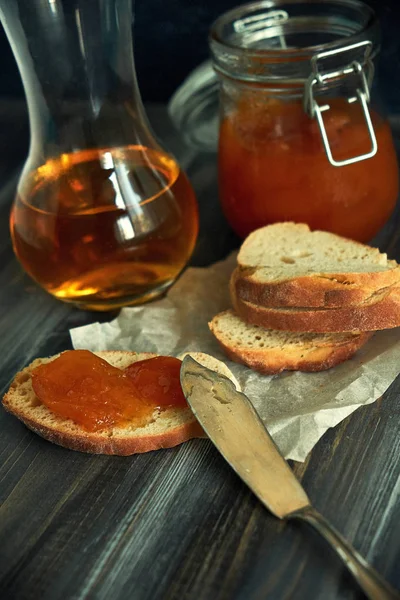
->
[2,351,239,455]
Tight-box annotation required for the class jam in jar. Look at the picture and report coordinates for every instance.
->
[210,0,399,242]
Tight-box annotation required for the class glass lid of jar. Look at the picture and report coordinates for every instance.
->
[168,60,219,152]
[168,0,378,152]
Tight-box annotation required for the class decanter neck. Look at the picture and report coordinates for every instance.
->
[0,0,154,159]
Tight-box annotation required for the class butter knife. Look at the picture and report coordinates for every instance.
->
[180,356,399,600]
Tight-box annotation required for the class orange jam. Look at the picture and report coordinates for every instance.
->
[125,356,187,408]
[31,350,187,431]
[219,98,399,241]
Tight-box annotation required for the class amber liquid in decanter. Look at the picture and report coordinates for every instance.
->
[11,145,198,310]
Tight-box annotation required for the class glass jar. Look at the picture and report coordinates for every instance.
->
[210,0,399,242]
[1,0,198,311]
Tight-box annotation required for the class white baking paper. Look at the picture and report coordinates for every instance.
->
[70,254,400,462]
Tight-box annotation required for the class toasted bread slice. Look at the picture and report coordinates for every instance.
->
[232,266,400,309]
[209,310,371,374]
[236,223,400,305]
[232,287,400,333]
[2,351,239,455]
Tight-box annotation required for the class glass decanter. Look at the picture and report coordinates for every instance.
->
[0,0,198,311]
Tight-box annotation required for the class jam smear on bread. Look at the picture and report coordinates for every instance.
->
[31,350,186,431]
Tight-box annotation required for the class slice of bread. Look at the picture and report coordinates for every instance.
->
[232,266,399,309]
[237,223,400,295]
[233,287,400,333]
[2,351,239,455]
[209,310,371,374]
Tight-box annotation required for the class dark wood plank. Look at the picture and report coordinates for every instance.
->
[0,103,399,600]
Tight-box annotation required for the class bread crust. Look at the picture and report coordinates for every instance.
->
[232,267,400,309]
[209,311,371,373]
[211,329,371,374]
[4,407,204,455]
[2,351,205,455]
[3,402,206,456]
[235,222,400,308]
[232,288,400,332]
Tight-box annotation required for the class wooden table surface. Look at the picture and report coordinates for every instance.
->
[0,105,399,600]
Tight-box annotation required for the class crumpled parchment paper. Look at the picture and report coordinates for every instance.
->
[70,254,400,462]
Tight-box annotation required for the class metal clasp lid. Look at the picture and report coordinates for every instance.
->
[303,40,377,167]
[233,10,289,34]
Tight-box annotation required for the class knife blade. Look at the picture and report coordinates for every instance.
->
[179,356,400,600]
[180,355,310,518]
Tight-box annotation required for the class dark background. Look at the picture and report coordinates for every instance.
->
[0,0,399,111]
